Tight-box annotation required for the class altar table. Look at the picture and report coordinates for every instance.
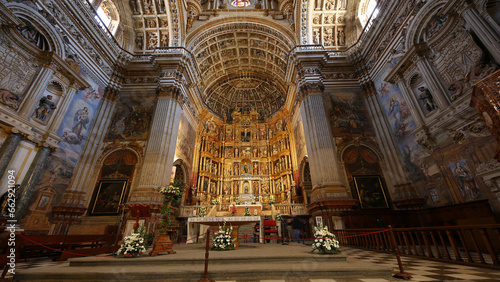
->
[188,216,262,248]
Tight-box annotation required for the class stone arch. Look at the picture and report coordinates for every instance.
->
[404,1,449,50]
[341,145,387,202]
[172,158,189,184]
[6,2,66,58]
[88,149,139,216]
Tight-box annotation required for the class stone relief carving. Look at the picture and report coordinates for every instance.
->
[431,25,482,86]
[0,40,37,109]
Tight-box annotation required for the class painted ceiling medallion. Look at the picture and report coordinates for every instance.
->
[231,0,251,8]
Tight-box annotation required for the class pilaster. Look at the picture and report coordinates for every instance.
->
[130,86,183,205]
[461,1,500,63]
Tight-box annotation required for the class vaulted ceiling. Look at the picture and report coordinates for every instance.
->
[187,23,293,118]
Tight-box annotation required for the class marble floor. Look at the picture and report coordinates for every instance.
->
[7,245,500,281]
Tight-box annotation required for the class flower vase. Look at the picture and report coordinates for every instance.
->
[150,231,176,256]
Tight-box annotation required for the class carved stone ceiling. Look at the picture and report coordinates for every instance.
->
[188,23,293,119]
[311,0,349,47]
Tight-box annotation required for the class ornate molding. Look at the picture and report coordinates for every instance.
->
[476,159,500,174]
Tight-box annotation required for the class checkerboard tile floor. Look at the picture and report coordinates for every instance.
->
[7,246,500,281]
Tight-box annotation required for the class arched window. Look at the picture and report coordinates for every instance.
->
[358,0,379,29]
[94,0,119,36]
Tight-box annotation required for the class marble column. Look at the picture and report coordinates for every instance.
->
[414,55,450,108]
[298,84,347,203]
[131,87,183,203]
[0,130,23,181]
[16,144,52,221]
[461,2,500,64]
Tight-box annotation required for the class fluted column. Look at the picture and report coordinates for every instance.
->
[298,84,348,203]
[461,1,500,63]
[59,90,119,208]
[130,87,183,203]
[16,143,53,221]
[414,55,450,108]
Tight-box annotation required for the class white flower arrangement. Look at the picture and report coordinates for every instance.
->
[118,231,147,257]
[275,212,282,222]
[311,225,340,254]
[211,199,220,205]
[159,185,181,195]
[199,206,206,217]
[211,221,235,251]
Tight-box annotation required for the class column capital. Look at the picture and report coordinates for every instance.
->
[4,126,34,140]
[37,140,59,152]
[298,83,324,101]
[157,85,181,99]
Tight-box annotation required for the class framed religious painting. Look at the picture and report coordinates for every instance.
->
[353,175,389,209]
[90,180,127,215]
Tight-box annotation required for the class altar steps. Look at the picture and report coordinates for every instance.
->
[14,244,393,281]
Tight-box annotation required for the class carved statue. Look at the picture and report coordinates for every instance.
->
[129,0,139,14]
[34,95,57,121]
[418,87,437,113]
[337,27,345,45]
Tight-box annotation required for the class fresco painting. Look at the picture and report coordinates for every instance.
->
[327,92,373,137]
[30,68,104,212]
[105,95,155,141]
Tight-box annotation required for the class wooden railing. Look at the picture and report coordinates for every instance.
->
[273,204,308,215]
[333,224,500,269]
[179,205,212,217]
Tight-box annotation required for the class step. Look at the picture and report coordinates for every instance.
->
[14,244,392,281]
[14,260,392,281]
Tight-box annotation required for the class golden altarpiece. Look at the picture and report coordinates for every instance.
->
[192,110,297,211]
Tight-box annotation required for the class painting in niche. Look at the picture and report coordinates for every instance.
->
[91,180,127,215]
[105,96,155,141]
[424,14,447,39]
[448,160,481,200]
[353,175,389,209]
[36,195,51,211]
[328,92,373,137]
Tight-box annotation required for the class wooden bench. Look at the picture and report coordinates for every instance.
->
[15,234,117,261]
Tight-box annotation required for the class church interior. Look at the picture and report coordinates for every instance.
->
[1,0,500,279]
